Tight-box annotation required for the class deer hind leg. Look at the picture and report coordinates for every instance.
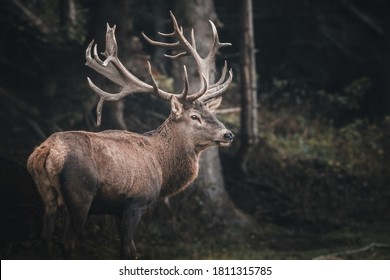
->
[59,162,97,258]
[62,199,91,259]
[117,198,146,259]
[36,178,58,253]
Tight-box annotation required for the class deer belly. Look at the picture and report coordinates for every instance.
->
[89,164,162,214]
[90,180,160,215]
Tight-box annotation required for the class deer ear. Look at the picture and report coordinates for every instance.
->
[205,97,222,114]
[170,96,183,119]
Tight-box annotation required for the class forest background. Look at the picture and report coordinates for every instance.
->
[1,0,389,259]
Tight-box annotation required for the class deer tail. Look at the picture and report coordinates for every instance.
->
[27,144,51,187]
[27,143,64,207]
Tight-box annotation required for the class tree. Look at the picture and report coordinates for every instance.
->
[238,0,258,173]
[165,0,254,239]
[383,3,390,185]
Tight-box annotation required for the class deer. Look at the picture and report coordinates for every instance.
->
[27,11,233,259]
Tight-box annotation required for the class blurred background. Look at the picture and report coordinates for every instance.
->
[1,0,389,259]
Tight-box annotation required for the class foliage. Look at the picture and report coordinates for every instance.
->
[5,0,88,46]
[260,77,372,123]
[224,100,388,230]
[260,112,383,178]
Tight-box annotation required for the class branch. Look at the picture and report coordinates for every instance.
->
[12,0,51,35]
[343,0,384,36]
[66,0,77,25]
[314,242,390,259]
[216,107,241,114]
[0,87,51,140]
[0,86,39,117]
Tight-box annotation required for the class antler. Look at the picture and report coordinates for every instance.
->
[142,11,233,103]
[85,12,232,126]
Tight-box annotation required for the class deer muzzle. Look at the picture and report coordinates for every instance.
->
[216,130,234,147]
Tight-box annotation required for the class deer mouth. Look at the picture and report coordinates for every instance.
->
[216,140,232,147]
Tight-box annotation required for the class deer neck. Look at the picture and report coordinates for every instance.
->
[148,118,200,197]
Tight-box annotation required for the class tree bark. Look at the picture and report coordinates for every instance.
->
[237,0,258,173]
[168,0,254,239]
[383,6,390,184]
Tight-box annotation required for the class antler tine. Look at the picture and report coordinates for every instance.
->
[93,44,104,64]
[142,33,190,59]
[211,60,228,87]
[141,33,182,49]
[146,61,179,102]
[205,20,231,64]
[173,65,208,103]
[190,29,197,50]
[186,74,208,102]
[199,68,233,103]
[180,65,190,101]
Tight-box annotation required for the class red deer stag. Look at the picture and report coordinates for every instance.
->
[27,11,233,259]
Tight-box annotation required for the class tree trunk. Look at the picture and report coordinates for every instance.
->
[383,7,390,184]
[237,0,258,173]
[168,0,254,239]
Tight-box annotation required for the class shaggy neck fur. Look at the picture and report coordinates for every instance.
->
[148,116,201,197]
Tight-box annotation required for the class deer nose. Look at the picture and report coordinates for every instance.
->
[223,131,234,142]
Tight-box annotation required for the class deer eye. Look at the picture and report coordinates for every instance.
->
[191,115,201,122]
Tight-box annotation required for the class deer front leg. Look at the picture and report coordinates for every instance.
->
[118,199,145,259]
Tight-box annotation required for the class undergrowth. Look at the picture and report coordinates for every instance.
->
[225,105,388,224]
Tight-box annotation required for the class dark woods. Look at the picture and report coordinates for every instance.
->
[1,0,389,259]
